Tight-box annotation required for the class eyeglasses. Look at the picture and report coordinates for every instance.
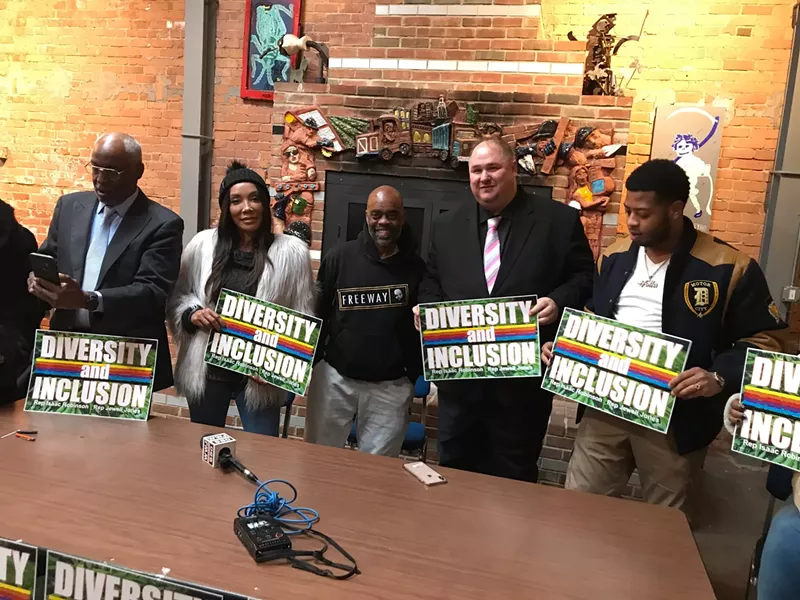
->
[284,148,299,157]
[85,163,128,182]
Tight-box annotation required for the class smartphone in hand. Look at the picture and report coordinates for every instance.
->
[29,253,60,286]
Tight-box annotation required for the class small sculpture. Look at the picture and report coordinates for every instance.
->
[279,33,330,84]
[562,125,621,260]
[568,12,647,96]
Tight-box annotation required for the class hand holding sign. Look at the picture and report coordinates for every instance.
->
[541,341,553,366]
[669,367,723,399]
[413,305,421,332]
[191,307,223,332]
[727,393,745,426]
[530,297,558,326]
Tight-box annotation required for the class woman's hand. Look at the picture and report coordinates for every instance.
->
[190,308,223,332]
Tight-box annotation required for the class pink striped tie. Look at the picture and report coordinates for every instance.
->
[484,216,501,293]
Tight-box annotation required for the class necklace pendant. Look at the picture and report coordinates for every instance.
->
[638,279,658,289]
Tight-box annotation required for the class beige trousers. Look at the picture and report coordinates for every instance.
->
[565,409,706,514]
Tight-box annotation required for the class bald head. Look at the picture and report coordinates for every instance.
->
[90,133,145,206]
[366,185,405,256]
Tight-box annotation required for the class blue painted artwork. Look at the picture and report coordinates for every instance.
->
[243,0,298,98]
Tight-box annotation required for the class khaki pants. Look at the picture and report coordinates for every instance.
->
[304,360,414,457]
[565,409,706,515]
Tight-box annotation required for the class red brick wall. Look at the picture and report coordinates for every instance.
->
[539,2,793,257]
[0,0,185,241]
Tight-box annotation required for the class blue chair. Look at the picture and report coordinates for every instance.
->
[347,376,431,462]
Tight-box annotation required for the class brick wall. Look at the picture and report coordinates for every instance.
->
[0,0,185,240]
[538,1,793,257]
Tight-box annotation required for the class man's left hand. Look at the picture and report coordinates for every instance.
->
[669,367,723,399]
[28,273,87,310]
[530,297,558,326]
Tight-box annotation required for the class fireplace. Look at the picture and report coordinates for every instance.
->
[322,171,552,260]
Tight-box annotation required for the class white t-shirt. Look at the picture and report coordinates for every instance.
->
[613,247,669,333]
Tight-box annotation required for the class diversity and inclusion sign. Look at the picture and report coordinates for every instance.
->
[204,289,321,396]
[732,349,800,472]
[541,309,692,433]
[419,296,540,381]
[24,331,157,421]
[0,538,248,600]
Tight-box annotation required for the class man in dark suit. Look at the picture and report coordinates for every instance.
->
[416,138,595,482]
[28,133,183,391]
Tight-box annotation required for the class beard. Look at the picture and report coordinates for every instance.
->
[368,223,402,248]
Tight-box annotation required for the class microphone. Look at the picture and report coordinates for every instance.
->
[200,433,260,485]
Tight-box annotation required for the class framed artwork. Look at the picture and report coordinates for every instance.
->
[651,105,726,233]
[240,0,302,101]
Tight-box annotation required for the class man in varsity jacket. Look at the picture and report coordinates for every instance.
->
[304,185,425,456]
[543,159,786,515]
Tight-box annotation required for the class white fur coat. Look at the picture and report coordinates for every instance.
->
[167,229,316,408]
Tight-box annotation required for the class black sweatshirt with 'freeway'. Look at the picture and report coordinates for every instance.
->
[315,224,425,383]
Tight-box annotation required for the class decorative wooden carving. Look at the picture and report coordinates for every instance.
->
[272,106,344,237]
[561,125,620,260]
[567,12,647,96]
[350,97,501,167]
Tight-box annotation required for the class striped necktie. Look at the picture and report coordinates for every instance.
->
[484,216,501,293]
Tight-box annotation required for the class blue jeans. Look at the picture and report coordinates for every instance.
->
[189,378,281,437]
[759,504,800,600]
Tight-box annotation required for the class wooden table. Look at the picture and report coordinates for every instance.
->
[0,402,715,599]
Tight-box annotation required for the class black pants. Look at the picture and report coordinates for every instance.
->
[435,378,553,483]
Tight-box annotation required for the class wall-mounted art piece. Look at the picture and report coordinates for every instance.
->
[240,0,302,101]
[651,105,725,232]
[271,105,344,238]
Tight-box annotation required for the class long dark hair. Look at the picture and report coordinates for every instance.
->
[205,185,274,305]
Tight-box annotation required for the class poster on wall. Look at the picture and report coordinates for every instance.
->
[240,0,302,101]
[650,105,726,233]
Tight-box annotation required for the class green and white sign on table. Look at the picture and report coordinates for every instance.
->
[541,309,691,434]
[25,330,157,421]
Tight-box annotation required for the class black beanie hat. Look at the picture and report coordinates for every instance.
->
[219,160,270,207]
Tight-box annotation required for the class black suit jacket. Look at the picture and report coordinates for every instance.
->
[419,188,595,346]
[39,190,184,391]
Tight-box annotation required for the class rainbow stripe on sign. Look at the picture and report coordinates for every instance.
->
[423,324,537,346]
[221,316,314,361]
[33,359,153,384]
[554,338,677,390]
[0,582,31,600]
[742,385,800,420]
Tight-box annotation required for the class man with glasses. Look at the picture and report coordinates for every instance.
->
[28,133,183,391]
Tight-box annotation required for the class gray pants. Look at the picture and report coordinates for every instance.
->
[305,360,414,457]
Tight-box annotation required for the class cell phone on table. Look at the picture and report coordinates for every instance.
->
[403,461,447,486]
[29,253,60,285]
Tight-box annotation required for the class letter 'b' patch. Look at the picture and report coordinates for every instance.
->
[684,280,719,318]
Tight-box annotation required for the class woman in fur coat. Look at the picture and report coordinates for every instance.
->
[168,161,315,435]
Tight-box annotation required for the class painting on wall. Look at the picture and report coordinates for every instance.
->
[651,105,726,233]
[240,0,302,101]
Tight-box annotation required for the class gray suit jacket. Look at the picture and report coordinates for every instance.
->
[39,190,184,391]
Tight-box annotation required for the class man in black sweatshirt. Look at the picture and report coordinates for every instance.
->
[304,186,425,456]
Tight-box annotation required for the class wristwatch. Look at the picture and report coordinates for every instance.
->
[711,372,726,390]
[86,291,100,312]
